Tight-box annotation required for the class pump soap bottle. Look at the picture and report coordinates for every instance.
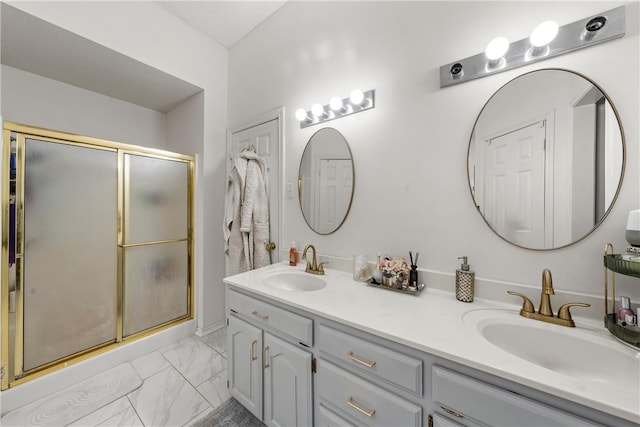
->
[455,256,475,303]
[289,242,298,266]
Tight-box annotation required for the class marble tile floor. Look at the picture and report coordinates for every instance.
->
[1,327,233,427]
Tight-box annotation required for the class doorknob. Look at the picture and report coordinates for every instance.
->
[265,242,276,251]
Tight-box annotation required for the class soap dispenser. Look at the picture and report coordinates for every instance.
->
[456,256,475,303]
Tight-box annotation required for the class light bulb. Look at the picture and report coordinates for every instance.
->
[311,103,324,117]
[329,96,343,111]
[530,21,559,48]
[485,37,509,61]
[349,89,365,105]
[295,108,308,122]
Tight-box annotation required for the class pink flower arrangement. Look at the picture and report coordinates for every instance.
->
[380,256,409,274]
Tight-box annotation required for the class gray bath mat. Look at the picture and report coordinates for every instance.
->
[193,398,265,427]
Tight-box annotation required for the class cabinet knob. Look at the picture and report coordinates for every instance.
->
[265,241,276,251]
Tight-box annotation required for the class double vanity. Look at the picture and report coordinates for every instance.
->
[224,262,640,427]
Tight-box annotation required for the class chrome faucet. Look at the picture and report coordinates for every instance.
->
[302,244,327,275]
[508,269,590,327]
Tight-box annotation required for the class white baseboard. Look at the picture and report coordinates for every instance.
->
[195,319,226,337]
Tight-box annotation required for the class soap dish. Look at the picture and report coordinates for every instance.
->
[367,280,425,295]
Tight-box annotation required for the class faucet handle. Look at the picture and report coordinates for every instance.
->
[507,291,535,314]
[557,302,590,324]
[318,261,329,274]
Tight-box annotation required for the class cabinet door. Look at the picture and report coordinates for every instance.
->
[229,315,263,419]
[264,332,312,427]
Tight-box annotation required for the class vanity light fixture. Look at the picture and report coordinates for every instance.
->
[528,20,559,57]
[295,108,313,124]
[440,6,625,87]
[485,36,510,69]
[296,89,375,129]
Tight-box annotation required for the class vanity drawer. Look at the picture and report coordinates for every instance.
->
[318,403,358,427]
[432,366,600,426]
[318,324,422,395]
[318,360,422,427]
[227,288,313,345]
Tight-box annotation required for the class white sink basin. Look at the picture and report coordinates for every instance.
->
[262,271,327,292]
[463,309,640,393]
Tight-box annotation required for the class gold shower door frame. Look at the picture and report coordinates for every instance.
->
[1,122,195,390]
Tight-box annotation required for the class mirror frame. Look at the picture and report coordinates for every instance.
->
[467,68,626,251]
[298,127,355,235]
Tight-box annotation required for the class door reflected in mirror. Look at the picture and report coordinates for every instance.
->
[468,69,625,250]
[299,127,354,235]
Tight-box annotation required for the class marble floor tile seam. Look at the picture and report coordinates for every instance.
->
[127,366,212,427]
[160,337,228,389]
[164,353,227,390]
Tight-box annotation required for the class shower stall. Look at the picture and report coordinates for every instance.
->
[1,122,194,390]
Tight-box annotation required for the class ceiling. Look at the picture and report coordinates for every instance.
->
[0,3,202,113]
[156,1,288,48]
[0,2,287,113]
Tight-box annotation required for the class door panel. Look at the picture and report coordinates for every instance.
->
[264,332,312,427]
[22,138,118,371]
[317,159,352,233]
[483,122,546,248]
[229,119,279,268]
[229,315,263,419]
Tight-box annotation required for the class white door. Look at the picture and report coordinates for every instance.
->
[228,315,263,420]
[229,119,280,268]
[316,159,352,233]
[263,332,313,427]
[483,121,546,248]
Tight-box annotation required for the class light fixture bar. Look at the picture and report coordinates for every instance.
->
[439,6,625,88]
[298,89,375,129]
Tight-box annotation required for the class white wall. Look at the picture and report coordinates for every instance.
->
[4,1,229,332]
[1,65,167,148]
[229,1,640,307]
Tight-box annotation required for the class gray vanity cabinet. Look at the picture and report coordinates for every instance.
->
[431,366,600,427]
[226,284,635,427]
[227,288,314,427]
[315,323,423,426]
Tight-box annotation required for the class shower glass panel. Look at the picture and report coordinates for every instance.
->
[124,155,188,243]
[2,122,194,390]
[123,241,189,336]
[122,154,190,337]
[22,139,118,372]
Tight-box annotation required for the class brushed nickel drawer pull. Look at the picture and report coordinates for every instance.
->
[251,310,269,321]
[441,406,464,418]
[347,351,376,368]
[250,340,257,361]
[347,397,375,417]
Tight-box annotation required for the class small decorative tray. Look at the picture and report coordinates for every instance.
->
[367,280,425,295]
[603,254,640,278]
[604,313,640,349]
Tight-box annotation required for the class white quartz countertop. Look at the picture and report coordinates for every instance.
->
[223,262,640,424]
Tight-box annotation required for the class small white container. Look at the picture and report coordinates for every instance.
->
[353,255,371,282]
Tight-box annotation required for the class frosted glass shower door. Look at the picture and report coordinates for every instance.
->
[122,154,190,337]
[22,139,118,372]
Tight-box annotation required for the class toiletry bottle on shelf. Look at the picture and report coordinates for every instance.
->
[372,253,383,283]
[455,256,475,303]
[617,296,637,326]
[289,241,298,266]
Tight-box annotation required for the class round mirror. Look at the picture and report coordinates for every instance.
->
[299,127,354,234]
[468,69,625,250]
